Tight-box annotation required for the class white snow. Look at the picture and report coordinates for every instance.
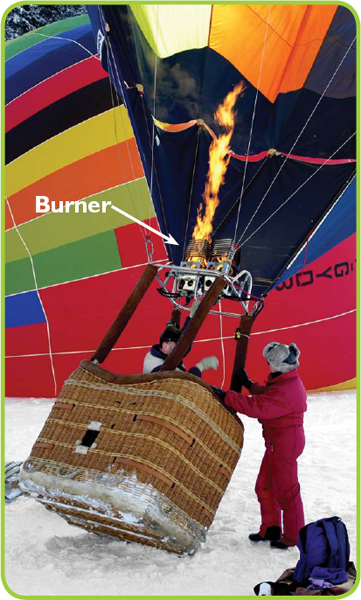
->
[4,391,357,597]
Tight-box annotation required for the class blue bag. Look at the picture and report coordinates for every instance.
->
[293,516,350,584]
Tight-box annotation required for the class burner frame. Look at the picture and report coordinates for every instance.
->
[154,262,262,318]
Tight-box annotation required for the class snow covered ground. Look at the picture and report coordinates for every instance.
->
[4,390,357,597]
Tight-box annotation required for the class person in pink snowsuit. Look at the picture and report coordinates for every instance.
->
[224,342,307,549]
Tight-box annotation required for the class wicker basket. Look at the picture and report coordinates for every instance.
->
[19,360,244,554]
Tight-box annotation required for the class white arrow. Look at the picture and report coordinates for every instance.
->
[110,204,179,245]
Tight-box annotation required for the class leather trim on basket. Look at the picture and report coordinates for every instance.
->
[33,442,54,450]
[54,402,74,410]
[201,507,214,521]
[80,359,243,429]
[114,457,173,487]
[135,415,193,444]
[218,466,231,481]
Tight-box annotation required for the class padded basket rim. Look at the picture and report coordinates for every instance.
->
[80,360,243,429]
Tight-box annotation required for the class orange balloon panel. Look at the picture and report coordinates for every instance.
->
[210,4,337,102]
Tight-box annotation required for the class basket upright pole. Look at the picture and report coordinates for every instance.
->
[230,314,255,392]
[170,309,182,327]
[161,277,226,371]
[91,264,158,364]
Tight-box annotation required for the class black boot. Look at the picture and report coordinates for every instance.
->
[270,540,291,550]
[249,526,281,542]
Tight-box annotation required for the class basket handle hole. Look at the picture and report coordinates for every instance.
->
[81,429,100,448]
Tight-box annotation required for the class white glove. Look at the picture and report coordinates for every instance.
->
[190,299,201,318]
[196,356,219,372]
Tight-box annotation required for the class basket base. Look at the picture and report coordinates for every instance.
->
[20,461,204,555]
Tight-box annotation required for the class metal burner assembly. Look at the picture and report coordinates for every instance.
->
[155,238,261,318]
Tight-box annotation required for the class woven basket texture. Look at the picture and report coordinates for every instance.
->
[23,361,244,552]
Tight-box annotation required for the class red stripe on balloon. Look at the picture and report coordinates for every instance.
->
[6,320,50,356]
[229,150,355,165]
[114,220,167,268]
[5,56,107,132]
[5,354,57,398]
[4,235,356,397]
[278,152,356,165]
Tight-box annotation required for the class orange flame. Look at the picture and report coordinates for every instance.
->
[193,82,245,242]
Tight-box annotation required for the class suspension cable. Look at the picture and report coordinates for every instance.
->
[182,129,201,259]
[237,34,356,247]
[230,4,271,255]
[218,299,226,388]
[239,131,356,249]
[104,45,146,244]
[149,4,160,232]
[6,196,58,396]
[98,7,147,242]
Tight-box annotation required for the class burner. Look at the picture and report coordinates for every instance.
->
[184,239,212,266]
[211,238,233,260]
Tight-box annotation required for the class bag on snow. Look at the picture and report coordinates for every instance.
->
[254,563,356,596]
[293,516,350,584]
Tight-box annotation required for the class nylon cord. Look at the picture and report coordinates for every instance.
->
[5,196,58,396]
[230,4,271,255]
[99,6,173,262]
[218,299,226,388]
[104,46,147,244]
[139,88,175,263]
[6,309,355,360]
[236,34,356,248]
[149,4,160,231]
[239,131,355,249]
[26,31,98,59]
[98,7,147,240]
[182,130,201,259]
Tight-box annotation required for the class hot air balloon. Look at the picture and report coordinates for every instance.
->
[9,5,356,556]
[87,3,357,391]
[5,7,356,399]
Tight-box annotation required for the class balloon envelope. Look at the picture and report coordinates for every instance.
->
[89,4,356,297]
[5,12,356,397]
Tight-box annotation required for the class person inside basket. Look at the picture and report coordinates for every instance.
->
[222,342,307,550]
[143,301,219,377]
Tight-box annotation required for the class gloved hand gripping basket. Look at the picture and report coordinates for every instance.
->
[20,266,250,554]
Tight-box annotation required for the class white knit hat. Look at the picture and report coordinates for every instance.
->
[263,342,300,373]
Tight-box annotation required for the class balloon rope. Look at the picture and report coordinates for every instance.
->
[237,34,356,247]
[218,300,226,388]
[98,7,147,244]
[286,175,355,271]
[25,32,98,60]
[182,130,201,259]
[238,130,356,249]
[5,259,168,297]
[100,7,167,260]
[133,9,174,263]
[7,309,355,359]
[230,4,271,255]
[5,196,58,396]
[211,136,268,239]
[139,96,174,263]
[105,60,146,244]
[149,5,160,231]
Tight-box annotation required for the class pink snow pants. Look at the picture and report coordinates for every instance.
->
[256,425,305,546]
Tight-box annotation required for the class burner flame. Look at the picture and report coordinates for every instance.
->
[193,82,245,243]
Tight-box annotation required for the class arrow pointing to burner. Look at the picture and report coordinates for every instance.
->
[110,204,179,245]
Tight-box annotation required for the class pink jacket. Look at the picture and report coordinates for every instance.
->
[225,369,307,429]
